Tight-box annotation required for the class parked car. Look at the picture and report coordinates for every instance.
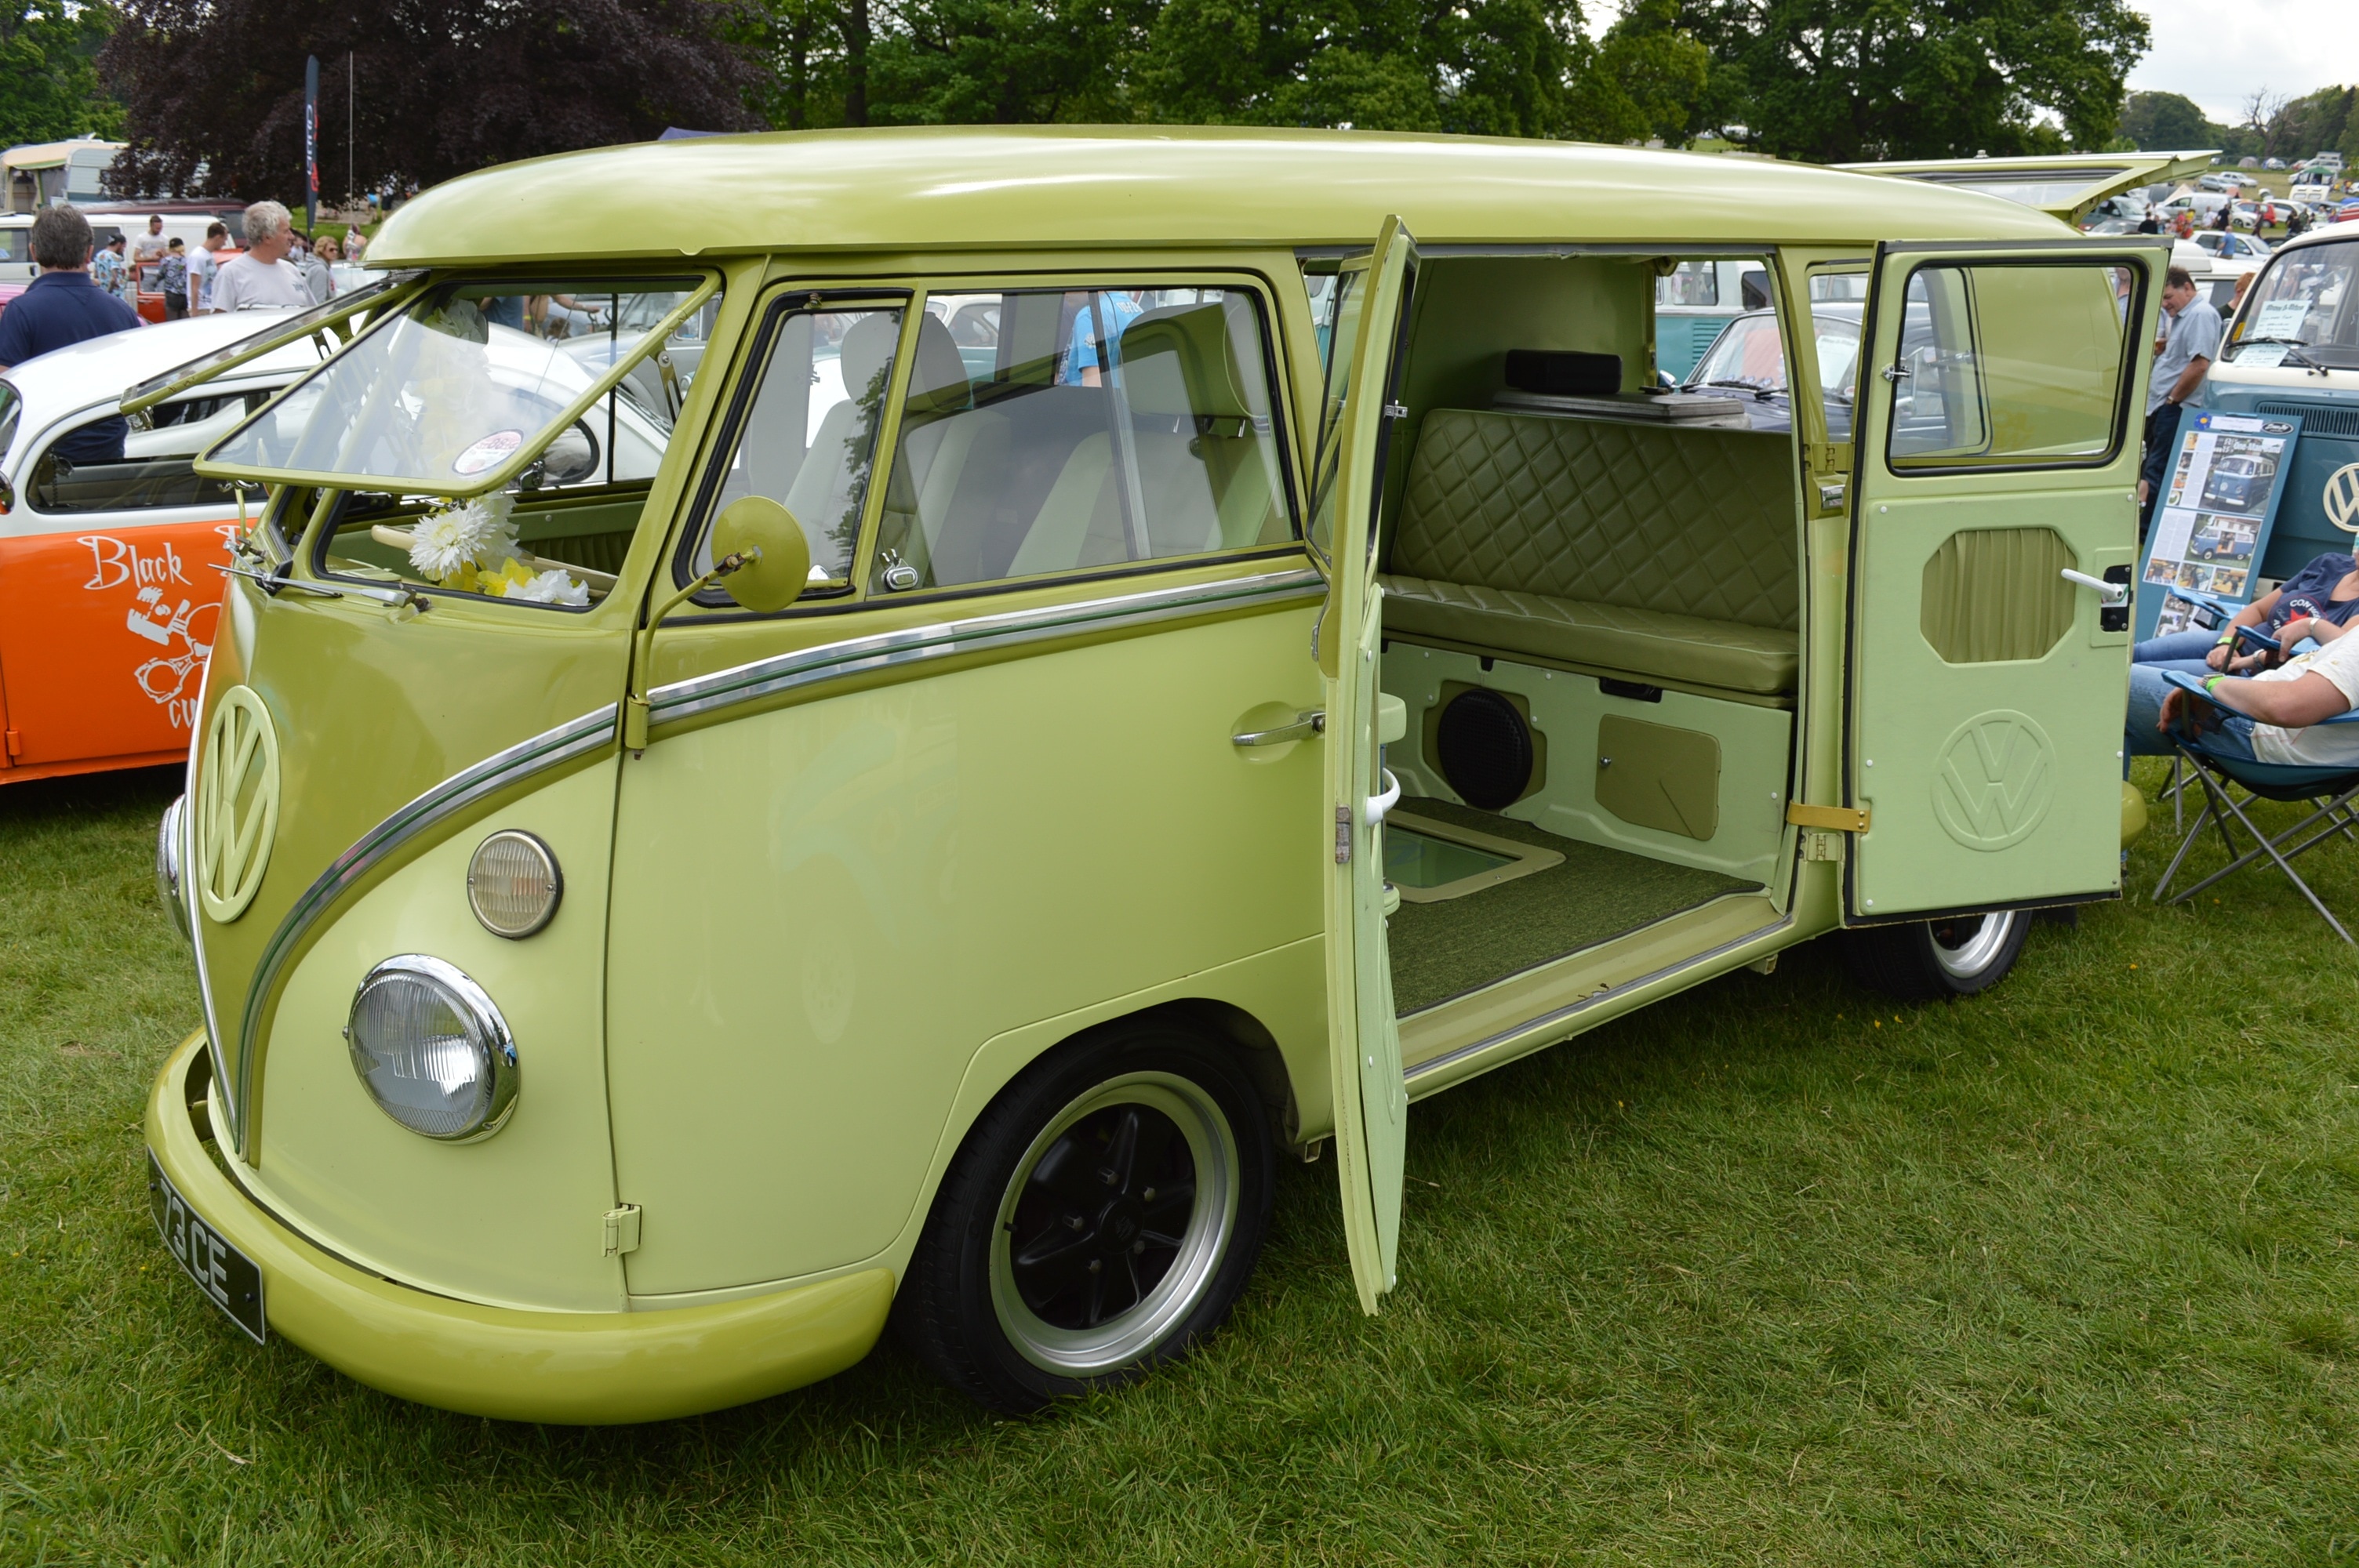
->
[0,313,317,784]
[0,208,241,286]
[1652,258,1773,380]
[2264,158,2288,171]
[2193,229,2271,261]
[1681,303,1865,436]
[140,129,2164,1426]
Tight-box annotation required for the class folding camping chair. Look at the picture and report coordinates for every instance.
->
[2152,593,2283,834]
[2151,669,2359,942]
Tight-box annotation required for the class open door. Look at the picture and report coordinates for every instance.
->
[1846,239,2166,922]
[1310,217,1416,1312]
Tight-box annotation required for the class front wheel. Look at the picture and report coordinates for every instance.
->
[1842,909,2030,1002]
[892,1022,1274,1412]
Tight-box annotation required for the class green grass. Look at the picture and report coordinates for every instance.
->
[5,760,2359,1564]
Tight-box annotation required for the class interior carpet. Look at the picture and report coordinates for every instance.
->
[1387,796,1757,1016]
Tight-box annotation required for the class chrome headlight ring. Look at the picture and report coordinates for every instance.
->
[343,954,519,1142]
[156,795,191,945]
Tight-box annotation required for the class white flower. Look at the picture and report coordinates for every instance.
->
[407,494,520,582]
[506,567,590,606]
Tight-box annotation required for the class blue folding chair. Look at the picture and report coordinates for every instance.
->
[2152,669,2359,942]
[2150,593,2283,833]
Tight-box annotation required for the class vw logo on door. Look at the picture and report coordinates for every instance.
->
[1932,711,2055,851]
[196,685,281,924]
[2325,463,2359,535]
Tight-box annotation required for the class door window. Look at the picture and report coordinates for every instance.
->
[865,286,1292,593]
[1885,261,2139,470]
[689,299,904,594]
[29,389,277,513]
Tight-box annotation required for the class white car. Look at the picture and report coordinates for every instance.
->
[0,312,317,779]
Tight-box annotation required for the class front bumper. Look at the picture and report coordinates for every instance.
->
[144,1031,894,1424]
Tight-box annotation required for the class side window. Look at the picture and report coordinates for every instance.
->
[1886,262,2135,470]
[693,299,904,593]
[31,389,274,514]
[867,285,1292,593]
[1656,261,1719,307]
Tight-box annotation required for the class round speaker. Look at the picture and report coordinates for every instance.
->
[1434,688,1533,810]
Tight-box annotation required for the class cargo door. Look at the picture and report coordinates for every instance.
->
[1311,217,1416,1312]
[1845,240,2165,920]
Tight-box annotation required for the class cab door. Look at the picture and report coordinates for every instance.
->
[1313,218,1416,1312]
[1845,241,2165,920]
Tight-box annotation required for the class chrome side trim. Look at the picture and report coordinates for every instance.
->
[182,651,233,1144]
[1403,913,1794,1086]
[649,568,1326,728]
[226,703,617,1148]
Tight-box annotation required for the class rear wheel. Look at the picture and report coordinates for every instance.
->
[892,1022,1274,1412]
[1842,909,2030,1002]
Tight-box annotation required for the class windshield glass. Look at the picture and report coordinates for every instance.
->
[205,276,710,492]
[2229,241,2359,368]
[1688,312,1861,398]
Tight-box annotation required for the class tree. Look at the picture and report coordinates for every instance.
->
[1,0,123,148]
[2117,89,2210,152]
[1568,0,1710,145]
[100,0,767,203]
[1678,0,2149,162]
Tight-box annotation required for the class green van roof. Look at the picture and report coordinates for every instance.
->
[367,125,2070,266]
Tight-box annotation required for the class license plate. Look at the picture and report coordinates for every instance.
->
[147,1150,265,1344]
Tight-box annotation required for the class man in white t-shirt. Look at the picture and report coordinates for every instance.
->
[2131,619,2359,771]
[190,222,230,312]
[208,200,311,313]
[130,215,169,280]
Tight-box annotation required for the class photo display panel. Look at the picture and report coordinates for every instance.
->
[2137,411,2305,641]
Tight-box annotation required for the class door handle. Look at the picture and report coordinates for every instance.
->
[1368,768,1402,826]
[2061,568,2129,607]
[1233,710,1325,746]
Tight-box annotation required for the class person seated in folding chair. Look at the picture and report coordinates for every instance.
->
[2127,628,2359,940]
[2132,546,2359,677]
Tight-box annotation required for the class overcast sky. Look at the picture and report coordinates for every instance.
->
[2127,0,2359,123]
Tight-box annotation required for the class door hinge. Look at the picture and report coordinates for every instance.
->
[1335,804,1352,864]
[2,728,20,761]
[602,1203,642,1258]
[1787,802,1870,833]
[1805,441,1853,474]
[1381,401,1408,420]
[1801,831,1845,862]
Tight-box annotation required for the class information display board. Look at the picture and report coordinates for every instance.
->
[2136,410,2304,641]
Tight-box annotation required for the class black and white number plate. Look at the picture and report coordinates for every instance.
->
[147,1150,265,1344]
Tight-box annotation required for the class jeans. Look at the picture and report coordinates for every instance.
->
[2126,663,2259,769]
[2133,627,2226,677]
[2139,401,2184,542]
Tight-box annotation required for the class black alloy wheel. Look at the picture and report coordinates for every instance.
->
[892,1021,1274,1412]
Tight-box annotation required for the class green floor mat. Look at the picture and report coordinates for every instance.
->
[1387,797,1758,1016]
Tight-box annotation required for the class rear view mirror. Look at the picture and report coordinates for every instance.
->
[711,497,810,613]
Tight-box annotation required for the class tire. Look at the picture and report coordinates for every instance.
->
[1841,908,2030,1003]
[892,1021,1274,1413]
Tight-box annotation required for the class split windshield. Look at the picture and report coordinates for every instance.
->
[2229,241,2359,369]
[205,276,714,492]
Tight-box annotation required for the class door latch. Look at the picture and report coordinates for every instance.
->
[1234,710,1325,746]
[1381,401,1408,420]
[1335,804,1352,864]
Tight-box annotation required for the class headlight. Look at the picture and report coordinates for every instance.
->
[156,796,191,944]
[344,956,518,1142]
[466,830,562,938]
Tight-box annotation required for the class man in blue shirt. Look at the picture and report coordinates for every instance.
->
[2136,266,2220,543]
[0,205,143,462]
[1062,289,1145,385]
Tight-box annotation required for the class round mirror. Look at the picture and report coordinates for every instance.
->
[537,420,601,486]
[711,497,811,613]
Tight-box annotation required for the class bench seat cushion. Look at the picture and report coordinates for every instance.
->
[1379,572,1800,696]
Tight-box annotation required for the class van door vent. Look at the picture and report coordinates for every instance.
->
[1435,688,1535,810]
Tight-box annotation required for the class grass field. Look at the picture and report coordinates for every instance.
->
[5,761,2358,1565]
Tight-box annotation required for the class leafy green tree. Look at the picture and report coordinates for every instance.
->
[1,0,124,147]
[1568,0,1708,145]
[1680,0,2148,161]
[871,0,1151,123]
[2117,89,2210,152]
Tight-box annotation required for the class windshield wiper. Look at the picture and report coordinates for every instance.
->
[1697,378,1779,400]
[2234,336,2325,370]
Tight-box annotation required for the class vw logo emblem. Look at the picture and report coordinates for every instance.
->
[2325,463,2359,535]
[196,685,280,924]
[1932,711,2055,851]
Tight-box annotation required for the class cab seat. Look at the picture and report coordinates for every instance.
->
[1379,410,1801,699]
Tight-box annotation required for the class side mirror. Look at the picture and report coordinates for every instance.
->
[711,496,810,613]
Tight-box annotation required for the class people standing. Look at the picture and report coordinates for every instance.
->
[157,237,189,319]
[343,227,366,262]
[0,207,143,459]
[287,230,333,305]
[209,201,311,312]
[90,234,136,307]
[190,222,229,313]
[2173,209,2197,241]
[2137,266,2223,543]
[131,214,169,280]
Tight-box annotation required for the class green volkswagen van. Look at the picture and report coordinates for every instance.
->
[142,128,2164,1420]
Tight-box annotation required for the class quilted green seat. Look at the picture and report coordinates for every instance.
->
[1380,409,1801,695]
